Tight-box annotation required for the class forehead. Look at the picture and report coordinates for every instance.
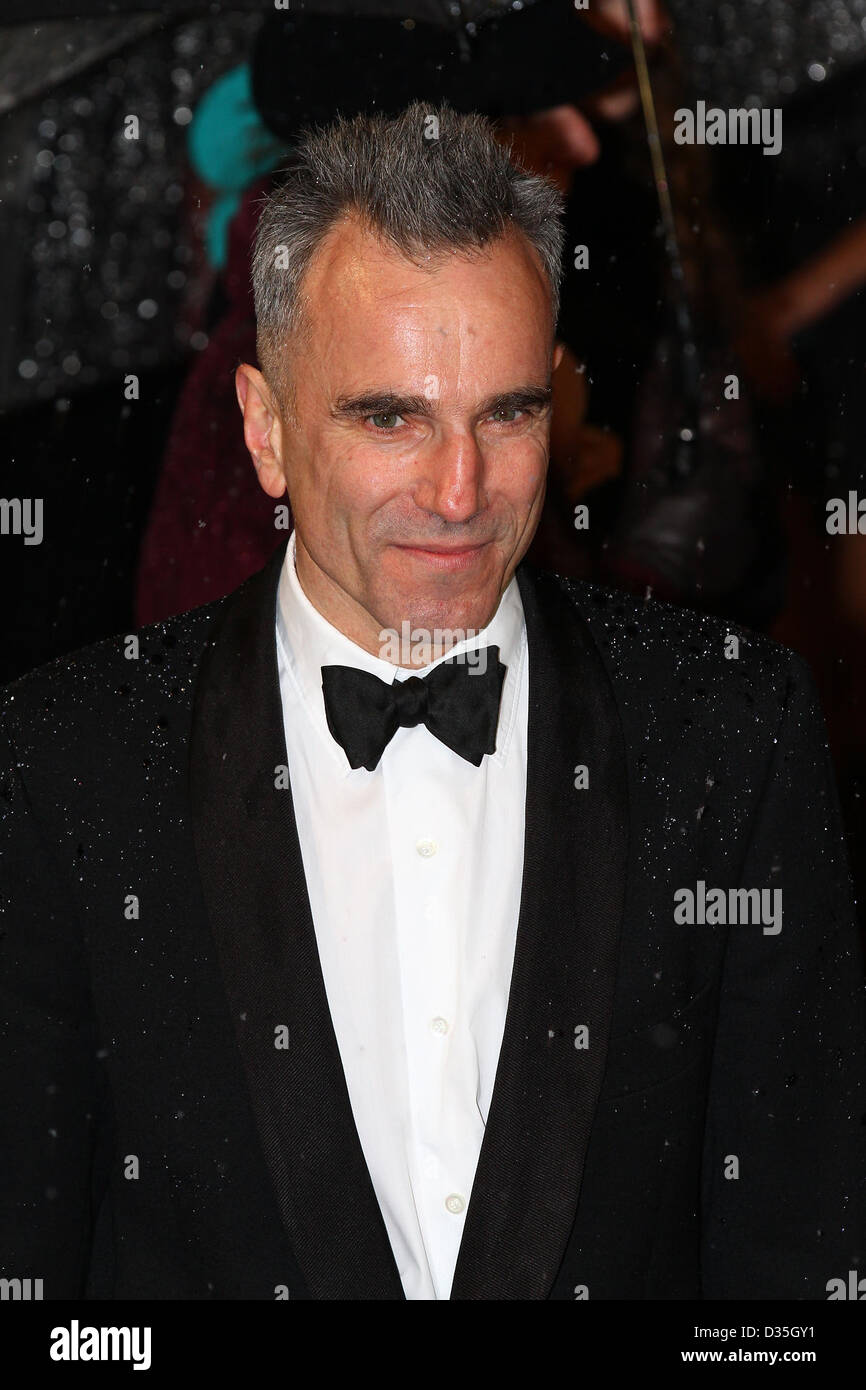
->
[298,213,553,373]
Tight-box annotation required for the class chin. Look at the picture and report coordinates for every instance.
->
[386,586,503,639]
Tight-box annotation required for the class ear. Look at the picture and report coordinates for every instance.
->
[234,363,287,499]
[552,339,566,373]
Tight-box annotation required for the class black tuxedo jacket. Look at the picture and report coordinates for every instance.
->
[1,541,865,1300]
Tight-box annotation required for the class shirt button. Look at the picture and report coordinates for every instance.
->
[415,837,438,858]
[445,1193,466,1216]
[431,1016,449,1035]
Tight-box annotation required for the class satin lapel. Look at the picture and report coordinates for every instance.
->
[188,540,405,1300]
[450,566,630,1300]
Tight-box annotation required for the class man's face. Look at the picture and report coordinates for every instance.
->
[238,213,562,657]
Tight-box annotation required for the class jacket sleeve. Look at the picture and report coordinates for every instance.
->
[700,650,866,1298]
[0,715,109,1298]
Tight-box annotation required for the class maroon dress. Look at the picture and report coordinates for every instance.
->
[135,178,285,625]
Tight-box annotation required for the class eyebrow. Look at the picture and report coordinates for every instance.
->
[329,384,553,422]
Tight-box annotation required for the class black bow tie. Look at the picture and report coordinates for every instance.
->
[321,647,507,772]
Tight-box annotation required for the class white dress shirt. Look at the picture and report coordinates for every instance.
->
[274,530,528,1299]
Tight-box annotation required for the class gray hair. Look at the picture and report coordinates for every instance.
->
[251,100,566,410]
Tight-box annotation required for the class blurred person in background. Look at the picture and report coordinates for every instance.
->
[0,8,261,683]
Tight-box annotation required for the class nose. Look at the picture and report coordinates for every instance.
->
[413,428,487,525]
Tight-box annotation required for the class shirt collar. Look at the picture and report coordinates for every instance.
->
[275,529,527,776]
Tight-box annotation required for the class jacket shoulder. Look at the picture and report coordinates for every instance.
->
[536,569,809,712]
[0,597,227,763]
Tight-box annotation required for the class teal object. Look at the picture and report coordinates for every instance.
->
[188,64,287,269]
[204,193,242,273]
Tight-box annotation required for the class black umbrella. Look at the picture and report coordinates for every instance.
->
[251,0,631,140]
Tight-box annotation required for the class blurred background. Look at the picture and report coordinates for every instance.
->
[1,0,865,910]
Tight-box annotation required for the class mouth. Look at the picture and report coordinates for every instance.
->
[392,541,490,571]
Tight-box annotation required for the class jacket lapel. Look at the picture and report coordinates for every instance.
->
[449,566,630,1299]
[188,538,405,1300]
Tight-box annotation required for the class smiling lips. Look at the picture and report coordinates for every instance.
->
[394,541,490,570]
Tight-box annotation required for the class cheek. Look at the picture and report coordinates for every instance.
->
[301,435,402,515]
[335,448,408,520]
[495,436,549,507]
[317,453,423,554]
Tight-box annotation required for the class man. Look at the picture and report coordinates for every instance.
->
[1,102,864,1301]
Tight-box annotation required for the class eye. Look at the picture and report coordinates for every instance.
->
[368,411,406,430]
[489,405,525,424]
